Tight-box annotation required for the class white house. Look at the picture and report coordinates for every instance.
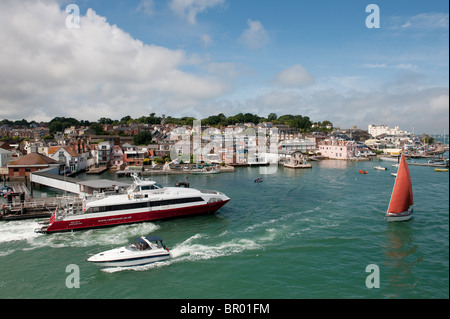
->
[48,146,89,173]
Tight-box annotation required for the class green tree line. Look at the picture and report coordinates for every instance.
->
[2,112,333,136]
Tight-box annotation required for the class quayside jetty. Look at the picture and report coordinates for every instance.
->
[1,194,81,221]
[1,169,129,220]
[30,170,130,196]
[408,162,449,168]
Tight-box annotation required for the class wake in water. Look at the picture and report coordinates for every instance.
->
[1,203,340,273]
[0,220,161,256]
[102,232,264,273]
[99,206,339,273]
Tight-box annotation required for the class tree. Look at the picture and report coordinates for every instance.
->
[98,117,114,125]
[120,115,132,124]
[133,131,152,145]
[89,123,105,135]
[49,121,62,134]
[267,113,277,122]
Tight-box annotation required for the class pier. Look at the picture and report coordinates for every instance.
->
[116,166,235,176]
[408,162,449,168]
[86,166,108,174]
[1,195,81,220]
[2,170,130,220]
[30,169,129,196]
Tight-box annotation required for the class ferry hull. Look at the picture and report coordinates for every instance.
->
[42,200,229,233]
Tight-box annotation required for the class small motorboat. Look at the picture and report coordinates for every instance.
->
[374,166,387,170]
[87,236,170,267]
[435,168,448,172]
[254,177,263,183]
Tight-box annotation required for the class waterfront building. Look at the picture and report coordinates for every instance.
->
[7,152,60,178]
[48,146,91,174]
[95,141,112,168]
[368,124,411,138]
[318,140,358,160]
[123,143,146,167]
[110,144,124,169]
[279,138,316,153]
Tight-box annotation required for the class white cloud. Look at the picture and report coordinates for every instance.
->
[169,0,225,25]
[239,19,270,50]
[200,33,212,47]
[272,64,314,88]
[137,0,155,16]
[401,13,449,30]
[212,77,448,134]
[0,0,229,121]
[360,63,417,70]
[361,63,388,68]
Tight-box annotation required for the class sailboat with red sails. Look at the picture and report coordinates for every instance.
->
[386,154,414,222]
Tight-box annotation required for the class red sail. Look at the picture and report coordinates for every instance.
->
[387,155,414,214]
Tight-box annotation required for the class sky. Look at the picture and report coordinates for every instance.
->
[0,0,448,135]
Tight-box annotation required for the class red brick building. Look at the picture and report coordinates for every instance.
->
[7,153,60,177]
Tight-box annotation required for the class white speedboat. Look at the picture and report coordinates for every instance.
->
[374,166,387,170]
[87,236,170,267]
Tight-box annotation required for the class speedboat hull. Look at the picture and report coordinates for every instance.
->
[88,253,170,267]
[87,236,171,267]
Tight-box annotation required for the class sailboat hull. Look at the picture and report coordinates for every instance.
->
[386,207,413,222]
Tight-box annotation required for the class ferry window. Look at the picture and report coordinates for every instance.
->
[149,197,203,207]
[140,185,157,191]
[154,184,163,189]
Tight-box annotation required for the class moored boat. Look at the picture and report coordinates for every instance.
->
[374,166,387,170]
[386,155,413,222]
[191,167,220,174]
[435,168,448,172]
[35,174,230,233]
[87,236,170,267]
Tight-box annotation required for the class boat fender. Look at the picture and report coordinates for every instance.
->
[128,194,131,200]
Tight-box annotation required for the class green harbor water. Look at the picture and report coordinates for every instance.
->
[0,157,448,299]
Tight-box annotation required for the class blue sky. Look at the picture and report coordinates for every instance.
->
[0,0,448,134]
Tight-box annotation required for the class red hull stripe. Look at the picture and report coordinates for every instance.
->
[45,200,229,233]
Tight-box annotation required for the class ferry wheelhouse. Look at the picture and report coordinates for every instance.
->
[36,174,230,233]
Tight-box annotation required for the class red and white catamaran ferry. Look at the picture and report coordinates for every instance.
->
[36,174,230,234]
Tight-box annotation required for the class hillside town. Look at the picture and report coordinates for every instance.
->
[0,114,448,181]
